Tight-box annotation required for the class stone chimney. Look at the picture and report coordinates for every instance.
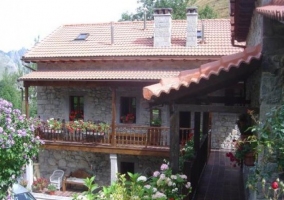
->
[186,7,198,47]
[153,8,173,47]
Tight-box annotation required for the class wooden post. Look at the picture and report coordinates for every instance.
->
[111,87,116,146]
[170,103,180,173]
[25,86,29,118]
[194,112,201,152]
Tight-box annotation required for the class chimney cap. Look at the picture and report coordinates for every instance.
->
[186,6,198,14]
[153,8,173,14]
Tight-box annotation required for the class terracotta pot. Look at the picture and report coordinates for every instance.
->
[47,191,55,195]
[244,152,256,166]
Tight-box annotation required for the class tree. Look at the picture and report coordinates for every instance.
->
[119,0,190,21]
[0,69,21,110]
[0,98,43,199]
[198,5,217,19]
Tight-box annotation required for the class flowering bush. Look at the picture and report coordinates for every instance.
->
[96,161,191,200]
[46,118,62,130]
[150,162,192,199]
[0,98,43,198]
[120,113,135,123]
[65,120,86,133]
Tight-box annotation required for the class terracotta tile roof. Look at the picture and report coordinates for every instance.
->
[19,70,180,81]
[143,44,262,100]
[256,0,284,21]
[23,19,243,61]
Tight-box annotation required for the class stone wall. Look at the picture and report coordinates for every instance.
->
[211,112,240,149]
[38,149,166,186]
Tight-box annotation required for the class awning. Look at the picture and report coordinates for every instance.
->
[256,0,284,21]
[19,70,180,81]
[143,44,262,101]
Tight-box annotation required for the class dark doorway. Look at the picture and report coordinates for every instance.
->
[120,162,134,177]
[179,112,191,144]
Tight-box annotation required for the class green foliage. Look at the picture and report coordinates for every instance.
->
[243,105,284,199]
[77,162,192,199]
[0,98,43,199]
[179,139,194,170]
[47,183,57,191]
[0,70,21,109]
[119,0,190,21]
[198,5,217,19]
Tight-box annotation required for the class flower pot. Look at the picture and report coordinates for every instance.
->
[244,152,256,166]
[47,191,55,195]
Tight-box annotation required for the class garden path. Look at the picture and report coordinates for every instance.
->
[194,149,245,200]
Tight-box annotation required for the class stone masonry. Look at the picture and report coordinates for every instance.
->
[38,149,166,186]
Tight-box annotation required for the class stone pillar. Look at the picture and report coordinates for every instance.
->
[26,160,33,190]
[110,154,118,183]
[186,7,198,47]
[153,8,173,47]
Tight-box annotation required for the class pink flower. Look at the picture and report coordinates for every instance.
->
[160,163,169,171]
[153,171,160,177]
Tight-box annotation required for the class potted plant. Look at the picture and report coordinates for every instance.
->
[47,183,57,195]
[227,135,258,166]
[32,178,48,193]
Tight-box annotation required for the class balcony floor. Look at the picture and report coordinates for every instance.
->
[194,149,245,200]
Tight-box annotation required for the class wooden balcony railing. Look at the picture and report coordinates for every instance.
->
[37,125,193,148]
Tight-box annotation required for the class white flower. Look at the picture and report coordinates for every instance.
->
[152,191,166,199]
[160,174,166,180]
[137,176,147,182]
[180,174,187,179]
[171,175,177,179]
[144,184,151,189]
[185,182,191,189]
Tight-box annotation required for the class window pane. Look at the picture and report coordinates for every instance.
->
[70,96,84,121]
[120,97,136,123]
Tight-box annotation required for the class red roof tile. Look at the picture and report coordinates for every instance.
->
[23,19,243,61]
[256,0,284,21]
[19,70,180,81]
[143,44,262,100]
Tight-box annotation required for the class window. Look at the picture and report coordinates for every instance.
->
[69,96,84,121]
[120,97,136,123]
[150,108,161,126]
[74,33,89,40]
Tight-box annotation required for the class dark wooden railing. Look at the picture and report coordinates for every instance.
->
[183,132,211,200]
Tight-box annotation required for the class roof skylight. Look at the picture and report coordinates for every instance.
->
[75,33,89,40]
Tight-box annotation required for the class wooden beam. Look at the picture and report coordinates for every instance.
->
[194,112,201,153]
[25,86,29,118]
[177,105,249,113]
[23,80,155,88]
[42,143,170,157]
[169,103,180,173]
[111,87,116,146]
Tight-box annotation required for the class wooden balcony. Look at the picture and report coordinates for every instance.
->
[36,125,193,157]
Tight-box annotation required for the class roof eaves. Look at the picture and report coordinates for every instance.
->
[143,44,262,100]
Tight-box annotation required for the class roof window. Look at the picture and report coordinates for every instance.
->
[75,33,89,40]
[197,31,202,38]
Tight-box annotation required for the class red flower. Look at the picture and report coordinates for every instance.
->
[272,181,279,190]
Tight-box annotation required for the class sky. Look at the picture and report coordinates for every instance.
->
[0,0,139,52]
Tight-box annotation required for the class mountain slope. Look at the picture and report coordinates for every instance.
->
[195,0,229,18]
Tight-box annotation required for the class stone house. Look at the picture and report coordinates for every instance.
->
[19,7,254,187]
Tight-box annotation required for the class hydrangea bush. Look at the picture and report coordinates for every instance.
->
[77,161,192,200]
[0,98,43,199]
